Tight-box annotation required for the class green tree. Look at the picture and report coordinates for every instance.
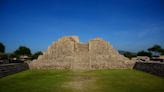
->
[14,46,31,56]
[0,42,5,53]
[148,44,162,52]
[148,44,164,55]
[9,53,19,59]
[32,51,43,60]
[161,49,164,55]
[123,52,136,59]
[137,50,152,57]
[0,53,8,59]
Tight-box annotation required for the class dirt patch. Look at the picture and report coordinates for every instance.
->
[63,75,97,92]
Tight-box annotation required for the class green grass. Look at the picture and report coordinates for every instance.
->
[91,70,164,92]
[0,69,164,92]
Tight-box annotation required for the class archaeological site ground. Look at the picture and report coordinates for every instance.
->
[1,0,164,92]
[0,69,164,92]
[0,36,164,92]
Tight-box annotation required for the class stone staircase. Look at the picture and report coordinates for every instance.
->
[72,43,90,70]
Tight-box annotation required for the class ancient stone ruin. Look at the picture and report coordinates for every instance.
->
[30,36,134,70]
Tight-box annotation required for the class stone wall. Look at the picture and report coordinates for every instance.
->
[133,62,164,77]
[0,63,29,78]
[30,36,135,70]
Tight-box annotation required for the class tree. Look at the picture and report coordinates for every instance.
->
[31,51,43,60]
[148,44,164,56]
[161,49,164,55]
[148,44,162,52]
[0,53,8,59]
[0,42,5,53]
[137,50,152,57]
[14,46,32,56]
[9,53,19,59]
[123,52,136,59]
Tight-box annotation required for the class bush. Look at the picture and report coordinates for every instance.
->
[137,51,152,57]
[123,52,136,59]
[0,53,8,59]
[14,46,32,57]
[0,42,5,53]
[31,51,43,60]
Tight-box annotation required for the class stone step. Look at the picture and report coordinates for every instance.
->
[76,43,89,53]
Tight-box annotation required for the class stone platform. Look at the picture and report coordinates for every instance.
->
[30,36,134,70]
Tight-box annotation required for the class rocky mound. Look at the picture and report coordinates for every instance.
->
[30,36,134,70]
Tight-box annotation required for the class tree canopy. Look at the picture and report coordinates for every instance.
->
[32,51,43,60]
[14,46,31,56]
[137,50,152,57]
[148,44,164,55]
[123,52,136,59]
[0,42,5,53]
[161,49,164,55]
[0,53,8,59]
[148,44,162,52]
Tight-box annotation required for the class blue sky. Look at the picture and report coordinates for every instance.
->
[0,0,164,53]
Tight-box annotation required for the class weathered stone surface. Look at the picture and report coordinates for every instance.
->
[30,36,135,70]
[133,62,164,77]
[0,63,29,78]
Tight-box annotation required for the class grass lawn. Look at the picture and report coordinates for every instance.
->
[0,69,164,92]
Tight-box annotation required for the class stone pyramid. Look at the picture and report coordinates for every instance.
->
[30,36,134,70]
